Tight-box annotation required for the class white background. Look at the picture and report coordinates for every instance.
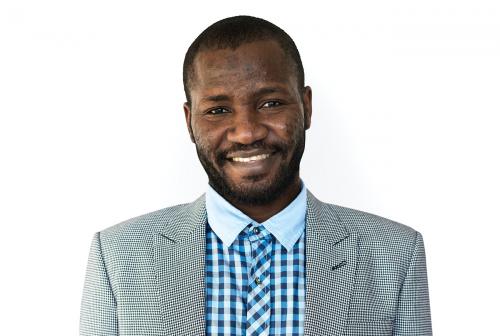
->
[1,0,499,334]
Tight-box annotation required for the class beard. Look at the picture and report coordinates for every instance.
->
[194,131,305,206]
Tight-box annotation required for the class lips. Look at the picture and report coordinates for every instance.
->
[225,148,276,162]
[231,153,271,162]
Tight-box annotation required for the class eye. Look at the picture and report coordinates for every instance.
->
[206,107,230,115]
[260,100,282,108]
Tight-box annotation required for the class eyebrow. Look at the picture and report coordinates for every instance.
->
[200,94,231,103]
[200,86,285,103]
[254,87,282,96]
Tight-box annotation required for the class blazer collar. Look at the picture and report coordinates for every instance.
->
[304,191,358,336]
[305,191,349,244]
[154,194,207,335]
[159,194,207,242]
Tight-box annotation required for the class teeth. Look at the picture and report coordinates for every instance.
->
[232,154,271,162]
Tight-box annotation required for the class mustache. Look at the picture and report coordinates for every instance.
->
[216,141,286,163]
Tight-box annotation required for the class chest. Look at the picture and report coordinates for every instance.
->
[205,226,305,335]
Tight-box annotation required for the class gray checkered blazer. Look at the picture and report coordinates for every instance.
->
[81,192,432,335]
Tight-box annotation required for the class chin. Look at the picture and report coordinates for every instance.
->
[214,170,296,206]
[225,185,280,205]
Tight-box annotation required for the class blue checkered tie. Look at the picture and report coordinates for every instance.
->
[246,226,273,336]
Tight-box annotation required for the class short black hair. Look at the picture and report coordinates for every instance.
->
[183,15,305,104]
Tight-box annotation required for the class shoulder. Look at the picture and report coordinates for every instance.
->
[316,199,423,282]
[329,202,418,243]
[310,195,421,262]
[100,203,188,237]
[96,195,206,251]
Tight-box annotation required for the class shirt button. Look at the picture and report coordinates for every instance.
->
[253,227,260,234]
[255,277,261,285]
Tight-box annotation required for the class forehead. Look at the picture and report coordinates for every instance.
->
[191,40,296,93]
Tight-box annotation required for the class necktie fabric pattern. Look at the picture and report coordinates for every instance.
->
[246,228,273,335]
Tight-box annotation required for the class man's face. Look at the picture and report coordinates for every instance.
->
[184,40,312,205]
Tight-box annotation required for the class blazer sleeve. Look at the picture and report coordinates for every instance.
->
[394,231,433,335]
[80,232,119,336]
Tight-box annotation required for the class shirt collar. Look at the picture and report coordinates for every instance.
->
[205,182,307,252]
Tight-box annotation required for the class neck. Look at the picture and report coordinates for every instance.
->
[231,177,302,223]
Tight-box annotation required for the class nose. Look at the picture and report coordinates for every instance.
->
[226,108,268,145]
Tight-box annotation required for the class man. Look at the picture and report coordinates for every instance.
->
[80,16,432,336]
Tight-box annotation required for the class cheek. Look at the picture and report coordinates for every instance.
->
[270,113,304,141]
[193,124,223,153]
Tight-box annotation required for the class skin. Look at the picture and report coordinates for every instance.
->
[184,40,312,223]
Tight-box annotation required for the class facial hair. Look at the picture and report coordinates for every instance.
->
[194,130,306,206]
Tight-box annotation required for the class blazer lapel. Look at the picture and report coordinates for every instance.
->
[304,192,358,336]
[153,195,207,335]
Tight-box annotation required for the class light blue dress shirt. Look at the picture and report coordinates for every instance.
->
[206,183,306,250]
[205,183,307,335]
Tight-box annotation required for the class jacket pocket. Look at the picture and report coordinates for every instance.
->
[345,319,394,336]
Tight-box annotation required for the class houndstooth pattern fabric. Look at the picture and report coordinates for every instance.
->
[81,192,432,335]
[206,223,305,335]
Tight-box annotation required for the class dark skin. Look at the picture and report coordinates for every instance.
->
[184,40,312,223]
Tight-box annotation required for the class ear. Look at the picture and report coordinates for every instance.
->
[183,102,196,143]
[302,86,312,130]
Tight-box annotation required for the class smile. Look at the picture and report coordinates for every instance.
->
[231,154,271,163]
